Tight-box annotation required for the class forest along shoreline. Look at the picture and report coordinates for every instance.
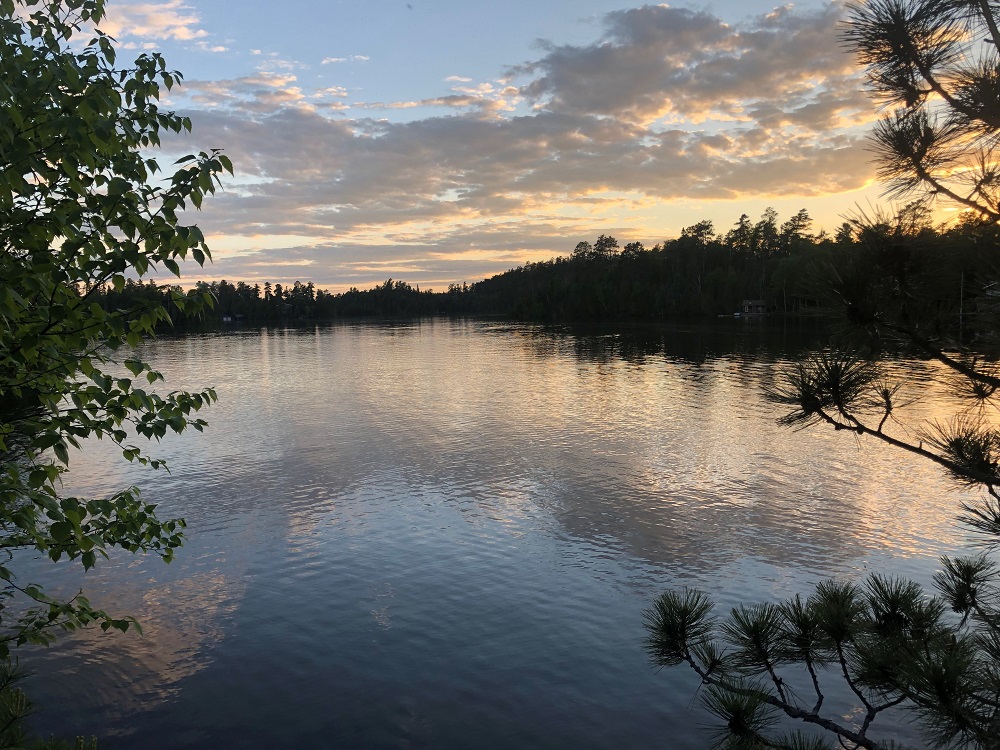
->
[90,206,993,327]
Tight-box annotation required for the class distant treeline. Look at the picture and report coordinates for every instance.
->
[86,206,999,325]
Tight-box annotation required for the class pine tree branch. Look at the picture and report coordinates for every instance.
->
[976,0,1000,52]
[817,408,999,484]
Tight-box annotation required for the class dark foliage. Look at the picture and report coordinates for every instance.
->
[93,209,998,330]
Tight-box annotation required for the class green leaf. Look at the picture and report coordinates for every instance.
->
[50,522,72,542]
[53,442,69,466]
[33,432,62,450]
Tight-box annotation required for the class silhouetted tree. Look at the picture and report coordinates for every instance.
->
[594,234,620,258]
[844,0,1000,221]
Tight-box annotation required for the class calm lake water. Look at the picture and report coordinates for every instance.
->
[22,318,979,748]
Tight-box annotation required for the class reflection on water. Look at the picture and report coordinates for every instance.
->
[22,319,976,748]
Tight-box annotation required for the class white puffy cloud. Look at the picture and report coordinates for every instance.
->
[103,0,208,42]
[180,72,310,113]
[321,55,370,64]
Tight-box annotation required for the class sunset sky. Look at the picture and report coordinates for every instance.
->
[104,0,898,292]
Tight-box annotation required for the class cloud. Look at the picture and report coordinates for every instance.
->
[119,41,159,51]
[321,55,370,64]
[170,2,881,291]
[181,222,588,292]
[103,0,209,42]
[313,86,349,98]
[513,2,860,128]
[355,94,509,115]
[196,42,228,53]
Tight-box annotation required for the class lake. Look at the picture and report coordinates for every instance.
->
[22,318,977,748]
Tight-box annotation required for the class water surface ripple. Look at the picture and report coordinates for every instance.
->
[23,319,975,748]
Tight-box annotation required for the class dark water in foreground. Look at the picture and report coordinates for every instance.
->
[22,319,977,748]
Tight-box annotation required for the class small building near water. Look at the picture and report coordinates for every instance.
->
[741,299,767,315]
